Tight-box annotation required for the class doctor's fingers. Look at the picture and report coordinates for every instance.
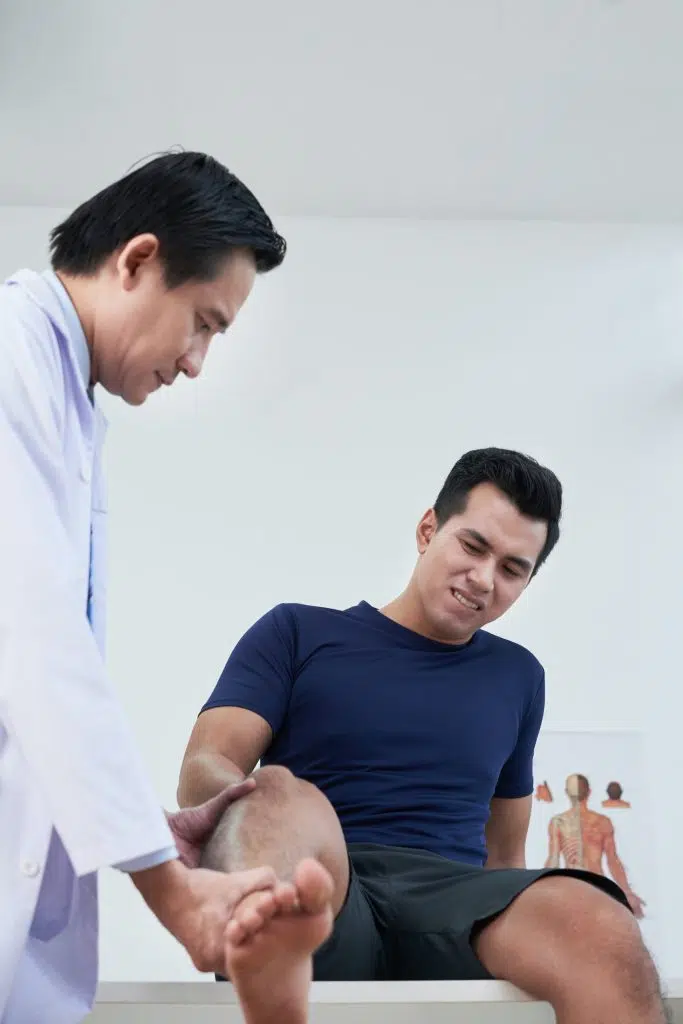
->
[184,868,278,972]
[167,782,258,867]
[166,780,256,839]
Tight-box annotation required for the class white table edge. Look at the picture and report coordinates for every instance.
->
[95,979,683,1005]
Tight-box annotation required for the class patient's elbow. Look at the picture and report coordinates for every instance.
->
[176,760,196,808]
[485,843,526,870]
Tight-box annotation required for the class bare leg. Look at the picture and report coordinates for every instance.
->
[474,876,668,1024]
[224,859,333,1024]
[201,764,349,910]
[200,766,349,1024]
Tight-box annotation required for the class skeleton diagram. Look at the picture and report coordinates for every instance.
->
[544,773,645,919]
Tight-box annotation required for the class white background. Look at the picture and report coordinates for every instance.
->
[3,1,683,221]
[1,209,682,980]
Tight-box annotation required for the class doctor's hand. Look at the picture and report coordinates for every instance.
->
[131,857,277,973]
[165,781,256,868]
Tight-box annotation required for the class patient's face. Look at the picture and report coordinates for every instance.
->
[413,482,547,644]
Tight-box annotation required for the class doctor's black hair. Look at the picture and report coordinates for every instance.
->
[49,150,286,286]
[432,447,562,576]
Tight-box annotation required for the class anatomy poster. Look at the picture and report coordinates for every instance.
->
[526,730,661,961]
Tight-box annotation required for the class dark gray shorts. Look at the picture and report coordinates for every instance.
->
[312,842,630,981]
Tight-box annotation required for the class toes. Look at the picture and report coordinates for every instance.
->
[229,889,278,942]
[250,889,277,919]
[226,915,270,948]
[293,858,334,915]
[225,917,248,946]
[272,881,300,915]
[226,907,264,945]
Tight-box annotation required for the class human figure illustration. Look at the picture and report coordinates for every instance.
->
[534,780,553,802]
[545,774,645,918]
[602,781,631,809]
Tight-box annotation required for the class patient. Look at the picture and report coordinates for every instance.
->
[179,448,666,1024]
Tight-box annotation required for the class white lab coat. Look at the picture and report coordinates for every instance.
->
[0,271,175,1023]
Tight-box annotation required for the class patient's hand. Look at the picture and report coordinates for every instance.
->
[166,782,256,868]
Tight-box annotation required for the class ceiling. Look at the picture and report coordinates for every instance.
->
[1,0,682,220]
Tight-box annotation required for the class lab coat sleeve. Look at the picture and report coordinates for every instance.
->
[0,303,175,877]
[115,846,179,873]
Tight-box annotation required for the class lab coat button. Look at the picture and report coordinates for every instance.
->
[21,860,41,878]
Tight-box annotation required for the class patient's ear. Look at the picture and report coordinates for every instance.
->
[416,509,437,554]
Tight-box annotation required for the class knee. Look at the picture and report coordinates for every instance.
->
[248,765,348,907]
[479,876,662,1011]
[251,765,331,808]
[200,766,300,869]
[585,898,656,995]
[250,765,326,811]
[250,764,299,797]
[530,878,657,993]
[534,876,634,946]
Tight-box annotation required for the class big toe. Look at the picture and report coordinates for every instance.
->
[293,858,334,915]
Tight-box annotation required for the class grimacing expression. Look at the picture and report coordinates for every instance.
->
[413,482,548,642]
[93,238,257,405]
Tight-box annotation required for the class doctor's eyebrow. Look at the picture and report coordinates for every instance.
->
[205,308,230,332]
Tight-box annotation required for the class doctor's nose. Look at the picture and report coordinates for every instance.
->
[178,339,209,379]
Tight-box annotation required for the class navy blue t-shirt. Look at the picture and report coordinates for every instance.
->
[202,601,545,866]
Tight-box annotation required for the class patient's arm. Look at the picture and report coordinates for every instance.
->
[177,706,272,807]
[485,795,531,869]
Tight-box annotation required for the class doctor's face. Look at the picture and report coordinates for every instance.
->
[93,237,257,405]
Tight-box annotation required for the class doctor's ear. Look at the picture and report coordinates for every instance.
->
[116,234,161,290]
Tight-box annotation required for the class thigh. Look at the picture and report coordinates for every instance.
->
[472,871,645,1003]
[382,846,630,981]
[313,852,387,981]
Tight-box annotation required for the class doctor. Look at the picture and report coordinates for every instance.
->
[0,151,331,1024]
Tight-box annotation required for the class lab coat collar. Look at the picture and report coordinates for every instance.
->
[5,269,106,423]
[41,270,91,395]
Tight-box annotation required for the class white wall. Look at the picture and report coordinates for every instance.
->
[2,210,682,980]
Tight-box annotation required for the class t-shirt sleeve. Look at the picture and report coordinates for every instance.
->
[494,665,545,799]
[201,605,297,735]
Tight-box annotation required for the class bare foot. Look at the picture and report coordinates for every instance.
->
[225,858,334,1024]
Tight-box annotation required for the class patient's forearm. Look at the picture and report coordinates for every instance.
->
[485,844,527,869]
[177,751,246,807]
[485,855,527,869]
